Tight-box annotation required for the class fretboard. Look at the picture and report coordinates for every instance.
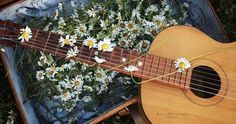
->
[4,26,191,89]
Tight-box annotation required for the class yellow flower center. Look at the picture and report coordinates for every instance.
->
[105,78,109,84]
[75,80,80,86]
[60,65,65,69]
[64,39,70,45]
[179,62,186,69]
[80,27,85,32]
[22,31,29,39]
[87,40,94,47]
[38,73,43,77]
[155,20,161,25]
[120,23,125,28]
[128,23,134,29]
[63,92,68,98]
[119,41,126,47]
[133,29,139,33]
[97,73,102,78]
[101,43,109,50]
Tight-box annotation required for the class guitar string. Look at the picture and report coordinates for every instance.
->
[12,28,234,78]
[2,31,236,96]
[4,30,225,79]
[19,39,236,99]
[29,31,236,80]
[33,31,236,76]
[5,34,236,90]
[28,33,236,83]
[3,33,236,85]
[3,24,236,103]
[5,36,236,101]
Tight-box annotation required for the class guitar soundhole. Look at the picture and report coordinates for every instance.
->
[190,66,221,98]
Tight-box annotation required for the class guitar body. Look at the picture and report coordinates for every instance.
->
[140,26,236,123]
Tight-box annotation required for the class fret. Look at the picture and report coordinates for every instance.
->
[169,61,176,84]
[78,44,84,59]
[23,29,43,49]
[133,53,145,78]
[112,47,122,66]
[162,59,168,82]
[100,51,111,67]
[142,54,153,78]
[108,51,113,67]
[122,49,131,67]
[149,56,159,78]
[33,29,39,41]
[179,70,187,88]
[175,70,182,86]
[141,53,147,76]
[43,32,51,51]
[163,59,172,82]
[90,48,96,62]
[54,36,61,55]
[129,51,138,66]
[156,57,166,81]
[184,69,192,89]
[27,29,39,49]
[119,48,124,65]
[80,46,92,63]
[148,55,154,78]
[155,56,161,78]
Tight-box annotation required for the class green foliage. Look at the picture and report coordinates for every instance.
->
[211,0,236,41]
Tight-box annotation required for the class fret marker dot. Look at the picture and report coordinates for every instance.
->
[122,58,126,62]
[138,61,143,66]
[94,51,98,55]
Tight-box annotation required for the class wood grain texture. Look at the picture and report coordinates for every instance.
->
[140,25,236,124]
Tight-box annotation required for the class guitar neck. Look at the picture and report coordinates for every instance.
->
[0,20,191,89]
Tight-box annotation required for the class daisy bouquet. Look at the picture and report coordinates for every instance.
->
[18,0,190,122]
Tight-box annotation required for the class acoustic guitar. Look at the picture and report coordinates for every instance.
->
[1,20,236,124]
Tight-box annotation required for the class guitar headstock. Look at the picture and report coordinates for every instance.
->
[0,20,21,47]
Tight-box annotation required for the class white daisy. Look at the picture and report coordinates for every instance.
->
[76,24,88,36]
[59,80,71,89]
[83,37,97,49]
[117,76,132,85]
[100,19,107,30]
[82,96,92,103]
[66,46,79,58]
[45,65,59,78]
[70,34,77,43]
[124,65,139,72]
[98,38,114,52]
[94,56,106,64]
[71,75,83,90]
[59,35,74,47]
[36,70,45,81]
[153,15,166,25]
[83,85,93,92]
[58,17,66,29]
[58,3,63,10]
[174,57,191,72]
[60,91,71,101]
[126,21,135,31]
[86,8,96,17]
[18,26,32,42]
[95,68,107,82]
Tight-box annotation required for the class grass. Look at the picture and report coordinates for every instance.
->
[0,0,235,123]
